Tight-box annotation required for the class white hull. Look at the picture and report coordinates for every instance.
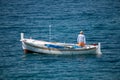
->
[20,33,102,55]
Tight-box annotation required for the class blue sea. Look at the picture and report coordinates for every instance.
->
[0,0,120,80]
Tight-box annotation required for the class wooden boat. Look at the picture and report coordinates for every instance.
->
[20,33,102,55]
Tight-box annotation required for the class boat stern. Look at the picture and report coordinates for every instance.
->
[96,43,102,55]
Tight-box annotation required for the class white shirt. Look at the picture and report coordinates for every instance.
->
[77,34,86,44]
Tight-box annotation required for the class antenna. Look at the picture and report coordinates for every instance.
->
[49,25,51,41]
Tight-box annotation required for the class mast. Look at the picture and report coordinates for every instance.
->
[49,25,52,42]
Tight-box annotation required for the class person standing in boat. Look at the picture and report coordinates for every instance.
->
[77,31,86,47]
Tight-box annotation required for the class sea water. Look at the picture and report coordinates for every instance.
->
[0,0,120,80]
